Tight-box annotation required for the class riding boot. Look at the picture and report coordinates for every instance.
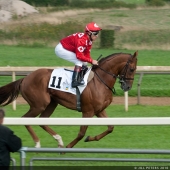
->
[82,65,88,76]
[78,65,88,85]
[72,65,85,88]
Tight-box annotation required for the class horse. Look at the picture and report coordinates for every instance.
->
[0,51,138,148]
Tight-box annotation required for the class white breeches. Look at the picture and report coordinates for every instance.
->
[55,43,87,67]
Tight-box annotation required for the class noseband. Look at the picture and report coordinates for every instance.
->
[118,58,134,83]
[93,56,133,94]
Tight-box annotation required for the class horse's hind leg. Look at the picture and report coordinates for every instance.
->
[22,91,51,148]
[21,72,52,147]
[84,110,114,142]
[22,107,45,148]
[39,100,64,148]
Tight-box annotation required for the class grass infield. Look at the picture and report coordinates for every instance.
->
[2,104,169,166]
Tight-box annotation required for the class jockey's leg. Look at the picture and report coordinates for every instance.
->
[78,64,88,85]
[72,65,85,87]
[55,43,86,87]
[82,64,88,76]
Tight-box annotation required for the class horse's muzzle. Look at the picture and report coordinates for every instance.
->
[120,81,131,92]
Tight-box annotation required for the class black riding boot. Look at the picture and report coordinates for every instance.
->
[72,65,85,88]
[78,65,88,85]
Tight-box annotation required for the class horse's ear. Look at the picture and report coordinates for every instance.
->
[133,51,138,58]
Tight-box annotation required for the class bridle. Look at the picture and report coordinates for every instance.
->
[118,57,134,83]
[93,55,134,94]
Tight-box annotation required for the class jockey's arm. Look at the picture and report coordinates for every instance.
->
[75,39,93,63]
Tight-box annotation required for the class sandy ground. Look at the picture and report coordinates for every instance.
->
[16,96,170,106]
[0,0,38,22]
[0,0,101,24]
[111,97,170,105]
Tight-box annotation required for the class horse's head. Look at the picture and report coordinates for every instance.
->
[118,51,138,91]
[93,51,138,93]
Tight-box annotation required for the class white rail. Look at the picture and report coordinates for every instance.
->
[3,117,170,125]
[1,66,170,72]
[137,66,170,72]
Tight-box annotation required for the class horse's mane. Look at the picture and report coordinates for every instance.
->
[98,52,131,65]
[92,52,132,70]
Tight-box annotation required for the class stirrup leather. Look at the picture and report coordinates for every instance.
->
[72,80,84,88]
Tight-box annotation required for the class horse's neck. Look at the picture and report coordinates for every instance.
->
[92,66,117,92]
[98,58,124,75]
[91,56,127,90]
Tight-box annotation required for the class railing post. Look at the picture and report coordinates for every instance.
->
[10,158,16,170]
[20,149,26,169]
[12,71,16,110]
[124,91,128,111]
[137,73,144,105]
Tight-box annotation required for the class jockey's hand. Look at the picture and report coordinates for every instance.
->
[92,60,98,65]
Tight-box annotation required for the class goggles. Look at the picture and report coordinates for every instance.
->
[91,31,99,36]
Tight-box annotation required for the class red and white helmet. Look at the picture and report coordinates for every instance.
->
[85,22,102,33]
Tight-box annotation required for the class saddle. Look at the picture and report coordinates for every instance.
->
[48,66,91,112]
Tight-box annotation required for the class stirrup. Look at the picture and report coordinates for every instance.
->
[72,81,85,88]
[80,79,85,84]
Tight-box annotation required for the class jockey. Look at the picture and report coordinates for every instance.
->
[55,22,102,88]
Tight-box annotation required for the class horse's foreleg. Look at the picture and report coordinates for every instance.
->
[66,112,93,148]
[66,125,88,148]
[84,110,114,142]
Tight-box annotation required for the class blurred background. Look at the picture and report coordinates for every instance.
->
[0,0,170,50]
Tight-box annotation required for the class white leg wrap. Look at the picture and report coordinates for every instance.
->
[53,134,64,146]
[35,141,41,148]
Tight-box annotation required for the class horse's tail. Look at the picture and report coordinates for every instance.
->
[0,78,24,106]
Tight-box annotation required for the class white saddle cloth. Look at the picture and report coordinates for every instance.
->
[48,68,91,95]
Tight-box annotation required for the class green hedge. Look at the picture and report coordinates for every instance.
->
[100,30,115,48]
[145,0,165,6]
[22,0,136,9]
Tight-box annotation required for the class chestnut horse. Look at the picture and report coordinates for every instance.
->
[0,51,138,148]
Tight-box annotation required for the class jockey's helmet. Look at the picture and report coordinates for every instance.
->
[85,22,102,35]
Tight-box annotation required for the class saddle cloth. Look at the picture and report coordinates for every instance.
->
[48,68,91,95]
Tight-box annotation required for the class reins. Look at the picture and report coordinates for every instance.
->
[93,54,133,94]
[94,68,116,94]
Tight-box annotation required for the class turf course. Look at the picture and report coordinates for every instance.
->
[3,104,169,167]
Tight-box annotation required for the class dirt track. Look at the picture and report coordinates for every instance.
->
[112,97,170,105]
[16,96,170,106]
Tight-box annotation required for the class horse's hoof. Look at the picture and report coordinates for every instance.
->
[58,145,65,155]
[60,152,65,155]
[84,136,90,142]
[35,141,41,148]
